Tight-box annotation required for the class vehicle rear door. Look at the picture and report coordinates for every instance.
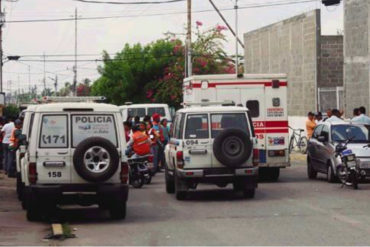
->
[36,113,71,184]
[240,87,266,161]
[70,113,119,183]
[315,125,330,172]
[182,113,212,168]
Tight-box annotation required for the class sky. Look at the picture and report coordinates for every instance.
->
[2,0,343,94]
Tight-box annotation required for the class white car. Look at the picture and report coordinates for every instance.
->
[119,103,173,123]
[21,103,129,221]
[164,106,259,200]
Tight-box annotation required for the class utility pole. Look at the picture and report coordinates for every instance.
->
[235,0,239,75]
[73,8,78,96]
[186,0,192,77]
[43,53,46,94]
[28,65,31,94]
[54,75,58,93]
[0,0,3,93]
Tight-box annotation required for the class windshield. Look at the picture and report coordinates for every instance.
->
[211,113,249,138]
[148,107,165,117]
[331,125,370,143]
[127,108,145,118]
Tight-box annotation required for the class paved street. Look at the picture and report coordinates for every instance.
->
[2,154,370,246]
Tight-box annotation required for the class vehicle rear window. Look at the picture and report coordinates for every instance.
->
[332,125,370,143]
[211,113,249,138]
[71,115,118,147]
[148,107,166,117]
[39,115,68,148]
[128,108,145,118]
[246,100,259,118]
[185,114,209,139]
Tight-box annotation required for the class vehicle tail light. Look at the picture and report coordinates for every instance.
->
[176,151,184,169]
[147,155,154,163]
[28,162,37,184]
[253,149,259,166]
[120,162,129,184]
[268,150,286,157]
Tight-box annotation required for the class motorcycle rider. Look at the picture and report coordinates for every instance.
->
[126,124,151,158]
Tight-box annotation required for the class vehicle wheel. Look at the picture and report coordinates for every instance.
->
[299,137,308,154]
[269,168,280,181]
[109,202,126,220]
[351,171,359,190]
[288,137,295,153]
[130,175,144,188]
[25,190,42,221]
[73,137,119,183]
[337,165,347,185]
[165,168,175,194]
[175,174,187,200]
[16,173,24,201]
[243,188,255,199]
[307,157,317,179]
[327,163,336,183]
[213,128,252,168]
[144,174,152,184]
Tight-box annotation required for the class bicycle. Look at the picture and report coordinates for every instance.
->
[288,126,308,154]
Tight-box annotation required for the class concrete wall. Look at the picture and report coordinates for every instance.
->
[344,0,370,116]
[244,10,321,116]
[319,35,344,88]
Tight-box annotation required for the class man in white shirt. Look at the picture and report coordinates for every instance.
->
[1,118,14,175]
[326,109,345,123]
[352,106,370,125]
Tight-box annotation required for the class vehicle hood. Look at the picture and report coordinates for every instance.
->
[345,143,370,158]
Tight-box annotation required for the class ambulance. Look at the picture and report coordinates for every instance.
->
[183,74,289,180]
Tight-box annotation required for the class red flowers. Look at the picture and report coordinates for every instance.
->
[196,21,203,27]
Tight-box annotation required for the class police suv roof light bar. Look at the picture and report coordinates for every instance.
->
[183,100,235,107]
[44,96,107,103]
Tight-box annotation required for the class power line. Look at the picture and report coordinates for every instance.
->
[4,0,318,24]
[74,0,185,4]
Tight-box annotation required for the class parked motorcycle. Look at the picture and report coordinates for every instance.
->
[128,155,152,188]
[335,139,360,189]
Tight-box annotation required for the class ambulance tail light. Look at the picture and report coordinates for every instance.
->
[268,150,286,157]
[28,162,38,184]
[177,151,184,169]
[253,149,259,166]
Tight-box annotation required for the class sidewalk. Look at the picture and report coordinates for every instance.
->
[0,170,51,246]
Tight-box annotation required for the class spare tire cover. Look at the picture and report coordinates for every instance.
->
[213,128,252,168]
[73,137,119,182]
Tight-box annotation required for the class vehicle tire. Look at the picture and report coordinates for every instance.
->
[288,136,295,153]
[144,174,152,184]
[130,175,144,188]
[213,128,252,168]
[351,171,359,190]
[307,157,317,179]
[327,163,336,183]
[109,202,126,220]
[165,168,175,194]
[175,174,187,200]
[243,188,255,199]
[25,190,42,221]
[16,173,24,201]
[73,137,119,183]
[299,137,308,154]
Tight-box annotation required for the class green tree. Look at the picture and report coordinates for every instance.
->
[91,23,234,108]
[3,104,20,119]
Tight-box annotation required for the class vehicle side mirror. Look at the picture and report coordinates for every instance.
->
[318,135,328,143]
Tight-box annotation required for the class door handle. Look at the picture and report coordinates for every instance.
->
[57,151,68,155]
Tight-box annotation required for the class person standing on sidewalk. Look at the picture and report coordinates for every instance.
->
[306,112,316,139]
[1,118,14,175]
[8,119,23,178]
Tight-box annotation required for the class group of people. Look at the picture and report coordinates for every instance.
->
[123,113,170,173]
[306,106,370,138]
[0,117,24,178]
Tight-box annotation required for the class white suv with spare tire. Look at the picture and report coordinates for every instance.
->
[22,103,129,221]
[164,106,259,200]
